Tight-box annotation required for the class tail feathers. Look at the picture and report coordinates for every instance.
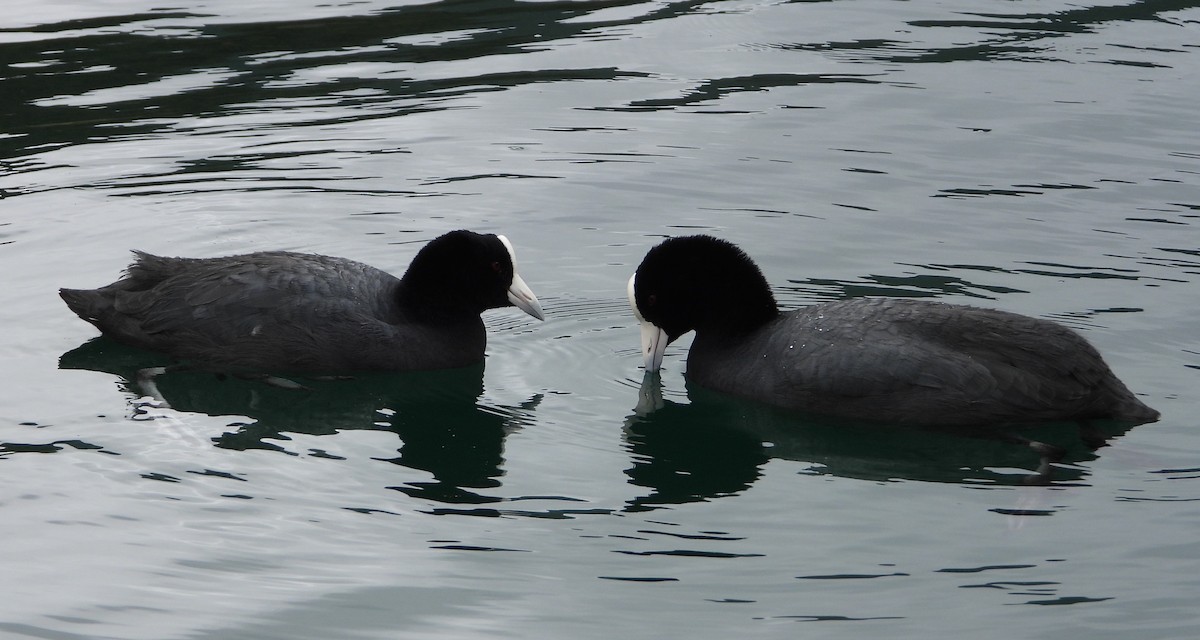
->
[124,250,190,287]
[61,286,160,351]
[62,251,172,344]
[1112,396,1160,425]
[1095,374,1159,425]
[61,250,169,325]
[59,288,109,324]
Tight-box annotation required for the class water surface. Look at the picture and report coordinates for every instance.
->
[2,1,1198,638]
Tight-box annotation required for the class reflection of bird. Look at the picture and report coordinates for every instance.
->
[628,235,1159,435]
[60,230,543,375]
[60,339,543,505]
[623,375,768,512]
[384,392,543,504]
[625,373,1118,492]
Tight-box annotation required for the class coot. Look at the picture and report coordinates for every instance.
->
[628,235,1158,427]
[61,230,544,373]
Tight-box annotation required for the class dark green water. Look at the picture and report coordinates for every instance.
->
[2,1,1197,638]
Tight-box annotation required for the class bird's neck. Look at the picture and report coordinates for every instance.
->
[696,285,779,337]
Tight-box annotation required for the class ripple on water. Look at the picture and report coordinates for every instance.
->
[485,293,643,398]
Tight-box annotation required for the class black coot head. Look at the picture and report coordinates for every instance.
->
[630,235,774,342]
[628,235,776,372]
[406,230,543,320]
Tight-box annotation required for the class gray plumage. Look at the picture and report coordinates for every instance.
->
[60,230,543,373]
[687,297,1158,425]
[631,235,1159,427]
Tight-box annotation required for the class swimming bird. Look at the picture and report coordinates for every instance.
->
[61,230,544,374]
[627,235,1158,429]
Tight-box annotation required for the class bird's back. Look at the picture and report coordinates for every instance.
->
[58,251,463,372]
[687,298,1158,426]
